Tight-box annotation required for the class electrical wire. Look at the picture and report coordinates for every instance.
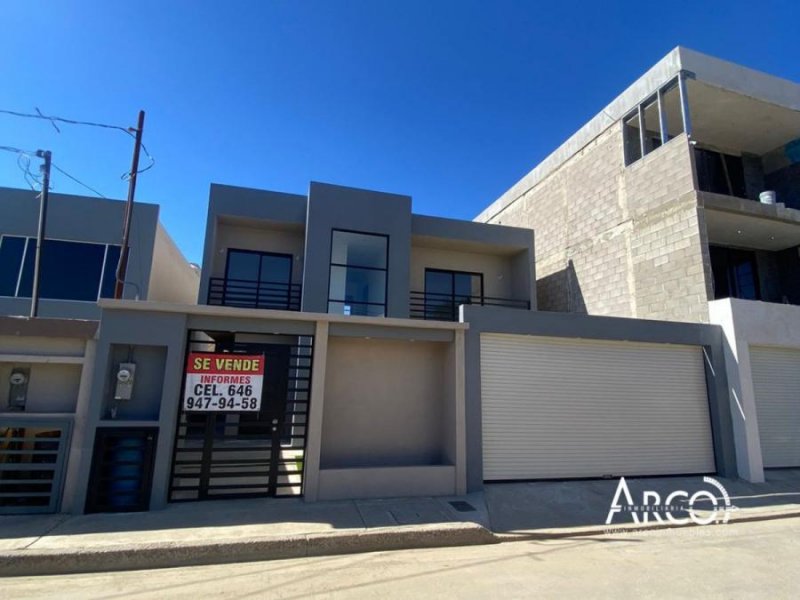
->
[1,144,108,198]
[51,162,108,198]
[0,108,156,178]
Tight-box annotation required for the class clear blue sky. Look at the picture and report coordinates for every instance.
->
[2,1,797,263]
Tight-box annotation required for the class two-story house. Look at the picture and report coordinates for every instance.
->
[199,181,535,321]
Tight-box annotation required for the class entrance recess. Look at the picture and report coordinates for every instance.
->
[169,330,313,501]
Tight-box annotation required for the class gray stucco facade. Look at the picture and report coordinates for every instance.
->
[0,186,199,319]
[198,181,536,320]
[460,305,738,492]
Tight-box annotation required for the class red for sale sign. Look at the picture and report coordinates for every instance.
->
[183,352,264,412]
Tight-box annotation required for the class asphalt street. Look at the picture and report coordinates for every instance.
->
[5,517,800,599]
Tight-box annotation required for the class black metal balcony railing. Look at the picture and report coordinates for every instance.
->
[207,277,301,311]
[409,291,529,321]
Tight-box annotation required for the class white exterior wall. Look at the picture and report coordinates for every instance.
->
[709,298,800,482]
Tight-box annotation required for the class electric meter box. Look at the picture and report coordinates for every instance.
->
[114,363,136,401]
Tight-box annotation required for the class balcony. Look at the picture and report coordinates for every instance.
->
[409,290,529,321]
[207,277,301,311]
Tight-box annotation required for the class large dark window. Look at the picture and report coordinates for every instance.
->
[226,249,292,284]
[710,246,761,300]
[0,236,120,301]
[695,148,747,198]
[221,249,294,310]
[327,230,388,317]
[423,269,483,321]
[0,236,26,297]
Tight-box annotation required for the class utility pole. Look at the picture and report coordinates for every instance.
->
[114,110,145,299]
[30,149,52,318]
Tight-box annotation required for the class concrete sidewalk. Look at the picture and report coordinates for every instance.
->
[0,494,495,576]
[2,470,799,576]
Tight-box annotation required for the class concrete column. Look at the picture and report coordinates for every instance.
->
[303,320,329,502]
[454,328,467,495]
[60,339,96,513]
[709,301,765,482]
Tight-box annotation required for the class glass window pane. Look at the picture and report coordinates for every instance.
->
[226,250,260,281]
[330,231,387,269]
[100,245,121,299]
[328,265,385,304]
[454,273,481,302]
[259,254,292,283]
[19,239,105,301]
[17,238,36,297]
[425,270,452,297]
[0,236,26,296]
[327,301,384,317]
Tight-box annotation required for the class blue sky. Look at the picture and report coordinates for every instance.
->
[1,1,797,263]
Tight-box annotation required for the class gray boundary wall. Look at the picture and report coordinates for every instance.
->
[460,305,738,492]
[64,301,467,513]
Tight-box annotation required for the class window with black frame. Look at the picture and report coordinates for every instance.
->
[0,235,121,301]
[710,245,761,301]
[327,230,388,317]
[223,249,294,309]
[424,269,483,321]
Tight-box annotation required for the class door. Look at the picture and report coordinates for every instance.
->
[423,269,483,321]
[170,332,312,501]
[85,427,158,513]
[751,346,800,468]
[480,334,716,480]
[223,249,296,310]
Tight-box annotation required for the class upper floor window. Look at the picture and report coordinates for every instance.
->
[0,235,121,302]
[327,230,388,317]
[710,245,760,301]
[423,269,483,321]
[695,148,747,198]
[623,77,685,166]
[217,248,296,310]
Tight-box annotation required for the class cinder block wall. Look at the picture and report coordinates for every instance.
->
[487,127,711,323]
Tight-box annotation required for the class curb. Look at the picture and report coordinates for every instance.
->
[0,522,498,578]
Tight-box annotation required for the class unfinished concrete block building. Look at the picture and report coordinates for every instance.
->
[476,47,800,325]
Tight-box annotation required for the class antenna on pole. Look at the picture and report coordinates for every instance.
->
[114,110,145,299]
[30,149,52,318]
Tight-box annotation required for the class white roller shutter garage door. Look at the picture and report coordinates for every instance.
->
[481,334,716,480]
[751,346,800,468]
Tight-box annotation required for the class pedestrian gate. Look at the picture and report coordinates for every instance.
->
[169,330,313,501]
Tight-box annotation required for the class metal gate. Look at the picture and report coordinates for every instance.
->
[0,416,72,514]
[169,330,313,501]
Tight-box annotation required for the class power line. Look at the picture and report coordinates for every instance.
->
[1,145,108,198]
[0,107,156,177]
[51,162,108,198]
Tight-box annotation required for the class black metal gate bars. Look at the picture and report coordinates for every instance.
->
[169,330,313,501]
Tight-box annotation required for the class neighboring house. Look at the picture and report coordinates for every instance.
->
[0,186,200,319]
[476,47,800,325]
[476,47,800,484]
[198,181,536,320]
[0,186,199,514]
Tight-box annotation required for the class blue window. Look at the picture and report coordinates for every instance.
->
[0,236,26,297]
[0,236,122,302]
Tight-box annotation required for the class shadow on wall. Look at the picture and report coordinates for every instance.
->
[536,260,586,313]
